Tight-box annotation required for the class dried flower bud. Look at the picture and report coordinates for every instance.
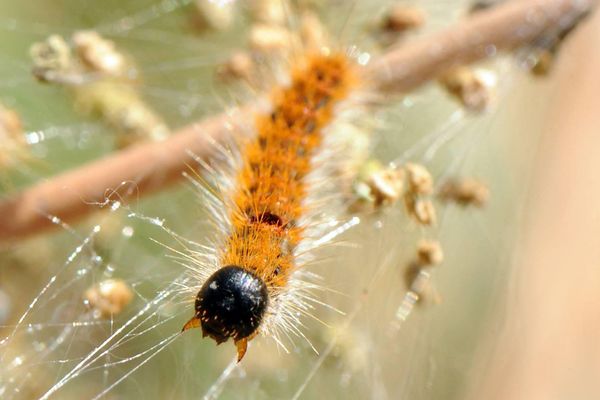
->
[526,48,554,76]
[405,196,437,226]
[439,66,496,112]
[30,35,73,83]
[74,82,169,147]
[31,32,167,147]
[405,163,433,195]
[438,178,490,207]
[84,279,134,318]
[72,31,126,76]
[194,0,236,31]
[382,4,426,33]
[352,161,405,209]
[414,199,436,226]
[367,167,405,206]
[416,239,444,266]
[217,51,254,82]
[525,9,590,77]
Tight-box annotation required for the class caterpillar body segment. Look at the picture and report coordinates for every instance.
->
[183,52,358,361]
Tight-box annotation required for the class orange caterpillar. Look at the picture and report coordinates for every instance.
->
[183,52,356,361]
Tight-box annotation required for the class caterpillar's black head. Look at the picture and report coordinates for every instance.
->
[183,265,268,360]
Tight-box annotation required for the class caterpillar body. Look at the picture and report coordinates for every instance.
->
[182,52,357,361]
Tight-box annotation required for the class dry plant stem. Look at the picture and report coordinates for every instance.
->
[471,10,600,399]
[0,0,593,243]
[0,111,252,242]
[369,0,593,90]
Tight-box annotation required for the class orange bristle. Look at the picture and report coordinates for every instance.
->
[223,52,355,289]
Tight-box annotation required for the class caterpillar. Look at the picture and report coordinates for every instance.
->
[182,51,357,362]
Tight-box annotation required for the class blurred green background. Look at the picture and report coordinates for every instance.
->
[0,0,553,398]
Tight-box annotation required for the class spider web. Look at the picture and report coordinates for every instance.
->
[0,0,555,398]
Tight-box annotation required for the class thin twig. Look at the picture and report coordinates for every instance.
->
[0,0,593,243]
[368,0,592,90]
